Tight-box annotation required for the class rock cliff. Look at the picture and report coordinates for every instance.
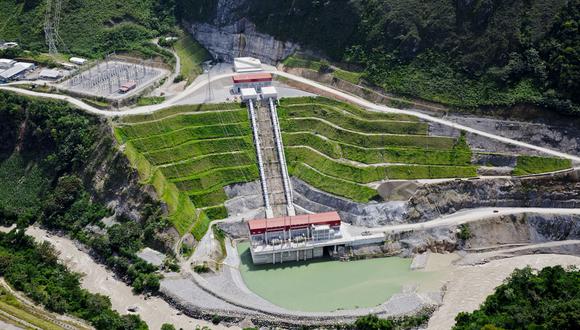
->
[406,169,580,222]
[185,0,298,64]
[188,19,298,64]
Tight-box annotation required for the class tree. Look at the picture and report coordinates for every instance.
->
[453,266,580,329]
[161,324,176,330]
[353,314,395,330]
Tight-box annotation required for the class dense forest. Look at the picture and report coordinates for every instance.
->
[0,0,176,58]
[180,0,580,114]
[0,230,148,329]
[453,266,580,329]
[0,91,174,326]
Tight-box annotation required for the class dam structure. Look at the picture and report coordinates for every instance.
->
[235,68,378,264]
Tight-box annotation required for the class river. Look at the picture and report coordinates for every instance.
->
[237,242,448,312]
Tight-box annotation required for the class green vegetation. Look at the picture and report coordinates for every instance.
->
[225,0,580,114]
[161,324,177,330]
[193,263,211,273]
[0,91,167,300]
[457,224,472,241]
[512,155,572,176]
[279,97,476,201]
[171,30,211,84]
[286,147,477,183]
[0,230,148,330]
[454,266,580,330]
[283,54,363,84]
[137,96,165,106]
[288,163,379,202]
[115,103,259,238]
[0,286,69,330]
[0,0,177,60]
[349,314,430,330]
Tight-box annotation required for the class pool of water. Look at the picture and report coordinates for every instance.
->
[237,242,445,312]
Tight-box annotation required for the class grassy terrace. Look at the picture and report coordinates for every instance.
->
[513,156,573,176]
[279,97,477,202]
[115,103,257,238]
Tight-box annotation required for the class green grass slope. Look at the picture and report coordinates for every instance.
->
[115,103,258,238]
[279,97,477,202]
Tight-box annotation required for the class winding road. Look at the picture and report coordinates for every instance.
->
[1,67,580,163]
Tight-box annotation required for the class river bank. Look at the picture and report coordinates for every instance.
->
[23,226,232,330]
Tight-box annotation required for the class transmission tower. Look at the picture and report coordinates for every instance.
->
[44,0,66,54]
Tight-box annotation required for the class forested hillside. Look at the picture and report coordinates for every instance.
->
[0,91,171,300]
[180,0,580,114]
[0,0,175,58]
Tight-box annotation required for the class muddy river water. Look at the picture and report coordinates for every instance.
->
[237,242,448,312]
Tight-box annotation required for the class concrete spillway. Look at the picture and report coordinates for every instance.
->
[247,98,295,218]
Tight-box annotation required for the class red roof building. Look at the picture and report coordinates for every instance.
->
[232,73,273,84]
[248,211,341,235]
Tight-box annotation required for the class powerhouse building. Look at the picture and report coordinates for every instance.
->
[232,73,272,93]
[248,211,345,264]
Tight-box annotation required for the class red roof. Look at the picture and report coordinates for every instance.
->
[232,73,272,84]
[248,211,341,234]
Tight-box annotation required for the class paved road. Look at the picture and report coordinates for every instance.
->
[362,207,580,235]
[2,68,580,163]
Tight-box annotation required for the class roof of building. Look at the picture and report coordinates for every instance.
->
[261,86,277,96]
[17,62,34,70]
[39,69,61,79]
[232,73,272,83]
[0,64,29,79]
[69,57,87,64]
[240,88,258,98]
[248,211,341,232]
[0,59,16,64]
[234,57,262,73]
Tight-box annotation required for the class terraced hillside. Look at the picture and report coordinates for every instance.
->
[114,103,258,238]
[278,97,478,202]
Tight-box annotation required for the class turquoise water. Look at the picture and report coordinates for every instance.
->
[237,242,442,312]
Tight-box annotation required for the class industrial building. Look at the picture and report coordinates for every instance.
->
[240,88,258,101]
[69,57,87,65]
[261,86,278,99]
[248,212,345,264]
[0,59,16,70]
[234,57,262,73]
[232,73,272,93]
[39,69,62,80]
[0,62,35,83]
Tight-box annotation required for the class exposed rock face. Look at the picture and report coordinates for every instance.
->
[83,123,178,252]
[292,178,407,226]
[406,169,580,222]
[462,213,580,251]
[188,19,298,64]
[448,115,580,156]
[224,180,265,218]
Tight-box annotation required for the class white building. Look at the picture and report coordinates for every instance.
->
[69,57,87,65]
[240,88,258,101]
[39,69,62,80]
[0,59,16,70]
[2,42,19,49]
[234,57,262,73]
[0,62,35,82]
[261,86,278,99]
